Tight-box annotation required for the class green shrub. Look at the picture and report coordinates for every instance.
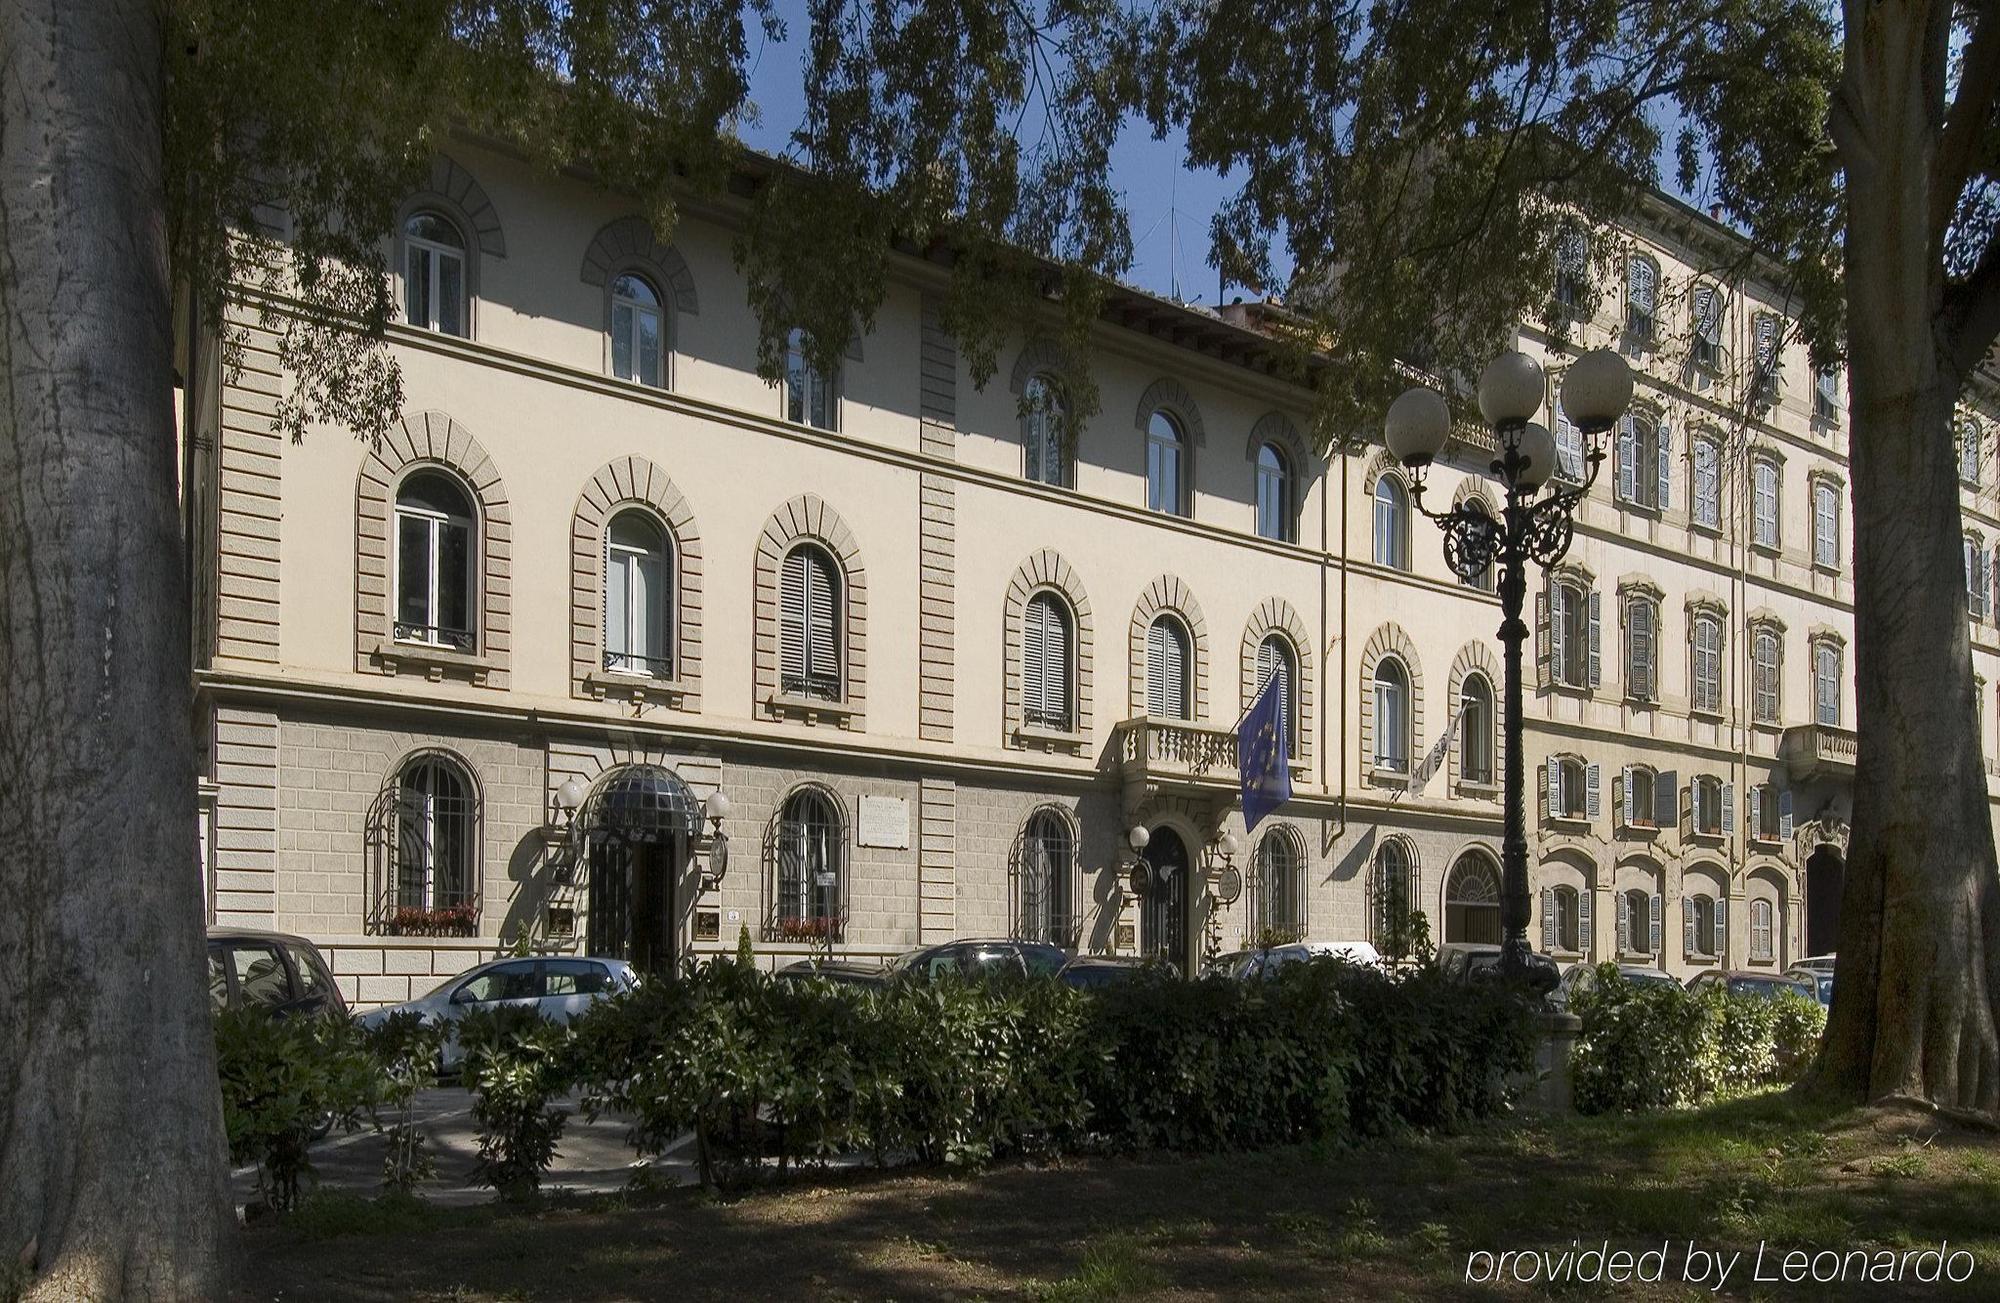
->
[359,1011,448,1193]
[457,1006,572,1200]
[1570,966,1828,1113]
[213,1008,382,1213]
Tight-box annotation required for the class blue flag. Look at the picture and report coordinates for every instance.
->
[1238,672,1293,833]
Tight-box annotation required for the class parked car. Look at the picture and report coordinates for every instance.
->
[207,927,347,1020]
[773,957,888,989]
[1792,953,1837,973]
[887,938,1068,982]
[1210,940,1381,980]
[1056,955,1152,990]
[1435,942,1561,992]
[1551,961,1681,1008]
[1784,967,1836,1006]
[1685,969,1817,1001]
[356,955,638,1071]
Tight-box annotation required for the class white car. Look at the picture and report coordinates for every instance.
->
[1212,940,1381,979]
[357,955,638,1071]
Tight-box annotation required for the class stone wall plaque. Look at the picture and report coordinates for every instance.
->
[857,794,911,849]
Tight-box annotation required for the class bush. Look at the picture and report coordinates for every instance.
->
[214,1008,382,1213]
[1569,966,1827,1114]
[457,1006,572,1200]
[359,1011,448,1193]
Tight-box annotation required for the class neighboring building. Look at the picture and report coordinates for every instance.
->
[183,141,1911,1007]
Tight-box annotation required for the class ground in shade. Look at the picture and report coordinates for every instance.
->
[236,1093,2000,1301]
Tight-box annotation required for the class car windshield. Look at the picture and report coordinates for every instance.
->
[1728,977,1802,999]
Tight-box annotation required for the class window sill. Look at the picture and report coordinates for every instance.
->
[1618,951,1654,964]
[1688,829,1726,845]
[1811,560,1842,577]
[584,671,692,708]
[369,638,494,686]
[1614,499,1663,518]
[1456,780,1500,800]
[1748,834,1784,850]
[1552,949,1585,963]
[1690,520,1723,538]
[1685,953,1720,967]
[1749,541,1782,558]
[1015,723,1090,755]
[767,692,860,727]
[1690,708,1725,723]
[1624,694,1659,710]
[1617,821,1660,837]
[1546,814,1592,832]
[1368,765,1411,788]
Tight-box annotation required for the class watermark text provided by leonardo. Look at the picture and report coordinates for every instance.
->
[1465,1240,1977,1290]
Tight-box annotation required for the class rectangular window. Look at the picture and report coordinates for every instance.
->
[1626,598,1656,701]
[1626,258,1656,342]
[1814,645,1841,725]
[1752,631,1780,723]
[1692,286,1722,371]
[1692,439,1720,530]
[1813,482,1840,568]
[1753,460,1779,549]
[1814,367,1839,422]
[1692,616,1722,715]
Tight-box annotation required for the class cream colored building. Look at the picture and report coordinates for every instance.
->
[183,141,1915,1007]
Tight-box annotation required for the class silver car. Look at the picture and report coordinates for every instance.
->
[357,955,638,1071]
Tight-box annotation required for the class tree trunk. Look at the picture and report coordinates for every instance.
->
[1811,0,2000,1110]
[0,0,232,1295]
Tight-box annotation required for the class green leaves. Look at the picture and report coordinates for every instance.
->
[213,1007,384,1214]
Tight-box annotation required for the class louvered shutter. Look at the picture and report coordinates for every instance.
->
[1630,600,1653,699]
[1755,313,1778,371]
[1044,600,1071,728]
[1694,285,1718,343]
[1537,589,1553,688]
[1714,898,1728,959]
[1749,785,1763,840]
[1587,590,1602,687]
[1258,637,1293,753]
[1617,417,1636,502]
[1649,894,1663,953]
[1023,597,1048,725]
[1542,888,1556,951]
[1578,890,1594,957]
[1621,765,1634,827]
[780,549,809,694]
[1656,422,1672,509]
[1146,622,1168,717]
[1546,756,1561,819]
[603,533,625,667]
[1654,770,1678,830]
[1683,897,1697,956]
[1586,763,1601,818]
[1721,782,1736,833]
[807,552,839,697]
[1617,891,1631,952]
[1779,789,1794,839]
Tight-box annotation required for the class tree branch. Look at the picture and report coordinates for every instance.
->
[1931,3,2000,245]
[1944,223,2000,375]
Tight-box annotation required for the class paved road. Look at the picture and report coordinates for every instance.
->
[232,1088,694,1210]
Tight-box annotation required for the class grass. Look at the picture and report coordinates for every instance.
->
[236,1092,2000,1300]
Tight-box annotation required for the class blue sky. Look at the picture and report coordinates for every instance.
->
[735,4,1282,305]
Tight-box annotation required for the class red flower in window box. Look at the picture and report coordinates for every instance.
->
[389,903,479,937]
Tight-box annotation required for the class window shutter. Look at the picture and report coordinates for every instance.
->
[1779,789,1794,840]
[1586,763,1601,818]
[780,549,808,692]
[1649,894,1662,953]
[1617,891,1631,952]
[1047,601,1071,728]
[1146,623,1168,717]
[1545,756,1561,820]
[1578,889,1594,957]
[1617,418,1636,502]
[603,534,622,663]
[1714,898,1729,960]
[1587,590,1602,688]
[1749,785,1762,839]
[1683,896,1696,957]
[1656,421,1672,509]
[1654,769,1678,830]
[1023,598,1048,724]
[1542,888,1556,952]
[1537,589,1554,689]
[807,554,839,696]
[1721,782,1735,833]
[1621,765,1634,827]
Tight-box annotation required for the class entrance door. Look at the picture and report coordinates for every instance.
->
[587,837,679,973]
[1806,846,1844,957]
[1141,827,1191,972]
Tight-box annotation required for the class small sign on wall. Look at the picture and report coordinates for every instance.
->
[1115,922,1136,953]
[695,910,720,942]
[857,794,911,849]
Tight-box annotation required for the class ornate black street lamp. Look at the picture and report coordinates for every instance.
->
[1384,348,1634,986]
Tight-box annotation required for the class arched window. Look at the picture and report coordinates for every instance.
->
[1372,658,1410,773]
[1022,375,1070,487]
[1551,756,1588,819]
[1814,641,1842,725]
[1145,615,1191,720]
[1691,611,1724,714]
[1369,839,1419,957]
[1254,827,1306,943]
[1750,898,1775,961]
[779,544,841,701]
[1619,887,1658,956]
[1017,809,1075,945]
[603,510,671,677]
[1691,436,1721,530]
[1752,456,1780,548]
[785,327,836,431]
[1624,594,1659,701]
[1255,443,1293,542]
[1752,626,1782,723]
[1256,634,1297,756]
[1022,592,1075,731]
[1691,283,1723,370]
[1459,499,1496,590]
[1460,674,1494,786]
[1146,410,1186,515]
[1625,255,1657,342]
[394,470,477,650]
[1445,854,1503,944]
[391,754,477,916]
[1554,224,1589,310]
[403,211,468,336]
[610,273,665,388]
[1544,884,1583,954]
[1684,890,1722,959]
[1372,475,1409,569]
[775,788,843,935]
[1961,418,1983,486]
[1813,480,1841,569]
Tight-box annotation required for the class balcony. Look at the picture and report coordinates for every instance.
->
[1115,716,1241,789]
[1780,723,1857,783]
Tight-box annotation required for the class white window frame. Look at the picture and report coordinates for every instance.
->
[1691,436,1721,531]
[1146,410,1186,515]
[610,273,666,388]
[1373,475,1408,569]
[1813,480,1841,569]
[603,511,671,677]
[1373,659,1411,773]
[1691,612,1723,715]
[785,327,837,431]
[393,477,476,651]
[1256,443,1292,542]
[1752,457,1780,549]
[402,212,468,337]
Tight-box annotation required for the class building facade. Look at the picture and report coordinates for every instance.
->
[185,140,1949,1008]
